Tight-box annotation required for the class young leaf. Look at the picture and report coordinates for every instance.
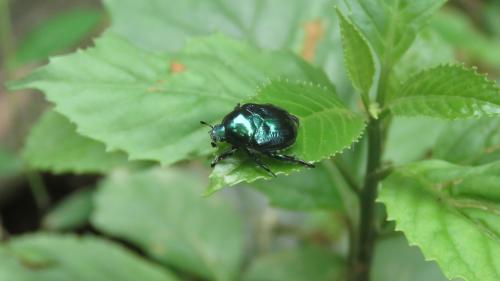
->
[242,246,345,281]
[14,9,103,66]
[206,80,365,195]
[0,234,180,281]
[434,117,500,165]
[10,33,331,166]
[42,189,94,231]
[343,0,447,65]
[379,160,500,281]
[23,111,128,174]
[249,164,344,211]
[92,168,244,281]
[336,8,375,100]
[386,65,500,119]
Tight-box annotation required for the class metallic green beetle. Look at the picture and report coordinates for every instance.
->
[201,103,314,176]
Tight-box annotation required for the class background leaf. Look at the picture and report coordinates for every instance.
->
[11,33,331,166]
[431,9,500,70]
[384,117,448,165]
[13,9,103,66]
[104,0,332,52]
[102,0,362,106]
[0,234,179,281]
[372,235,454,281]
[386,65,500,119]
[249,163,344,211]
[23,111,128,174]
[207,79,365,194]
[0,146,22,178]
[434,117,500,165]
[42,189,94,231]
[92,168,244,281]
[242,246,345,281]
[380,160,500,281]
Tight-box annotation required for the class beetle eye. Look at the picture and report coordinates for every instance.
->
[211,142,217,147]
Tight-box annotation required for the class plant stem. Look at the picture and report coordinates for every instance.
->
[26,170,51,212]
[350,117,383,281]
[349,62,391,280]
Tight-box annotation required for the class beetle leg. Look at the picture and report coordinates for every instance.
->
[265,152,315,168]
[244,149,276,177]
[211,147,238,167]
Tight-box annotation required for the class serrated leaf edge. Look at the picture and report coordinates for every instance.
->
[378,163,500,281]
[386,63,500,120]
[253,78,368,163]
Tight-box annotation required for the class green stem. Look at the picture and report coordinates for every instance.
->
[348,62,391,281]
[26,170,51,212]
[0,0,14,76]
[351,118,383,281]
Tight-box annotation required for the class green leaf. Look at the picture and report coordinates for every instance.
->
[434,117,500,165]
[242,246,345,281]
[386,65,500,119]
[11,33,331,166]
[103,0,359,104]
[336,8,375,99]
[384,117,448,164]
[42,189,94,231]
[13,9,103,66]
[0,234,180,281]
[23,111,128,174]
[104,0,333,52]
[372,235,451,281]
[342,0,447,65]
[206,80,365,195]
[249,164,344,211]
[379,160,500,281]
[92,168,244,281]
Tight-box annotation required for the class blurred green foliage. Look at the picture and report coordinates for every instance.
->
[1,1,499,281]
[13,8,103,67]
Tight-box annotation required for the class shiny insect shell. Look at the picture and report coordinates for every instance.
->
[201,103,314,176]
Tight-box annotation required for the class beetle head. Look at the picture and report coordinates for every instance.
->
[200,121,226,147]
[210,124,226,145]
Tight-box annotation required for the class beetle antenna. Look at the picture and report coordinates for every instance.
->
[200,121,214,129]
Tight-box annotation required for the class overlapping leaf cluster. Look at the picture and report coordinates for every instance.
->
[337,2,500,281]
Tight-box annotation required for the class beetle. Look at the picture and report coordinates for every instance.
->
[201,103,314,176]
